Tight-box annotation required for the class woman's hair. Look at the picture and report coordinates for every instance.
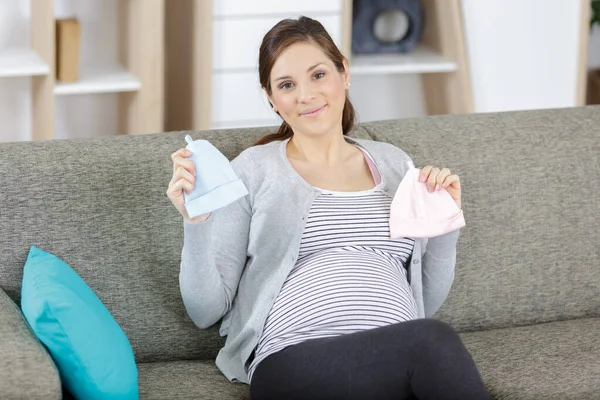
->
[253,16,356,146]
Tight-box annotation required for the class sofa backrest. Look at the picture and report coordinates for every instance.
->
[1,106,598,364]
[0,125,372,363]
[364,106,600,332]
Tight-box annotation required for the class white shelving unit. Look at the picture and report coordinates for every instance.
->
[0,48,49,77]
[350,45,457,75]
[344,0,474,118]
[54,66,141,96]
[0,0,164,142]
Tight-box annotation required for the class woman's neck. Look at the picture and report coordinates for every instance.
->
[287,132,356,167]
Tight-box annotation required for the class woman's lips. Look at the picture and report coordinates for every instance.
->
[300,105,326,117]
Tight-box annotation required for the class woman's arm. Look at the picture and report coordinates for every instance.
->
[178,154,252,329]
[417,163,462,316]
[421,229,460,317]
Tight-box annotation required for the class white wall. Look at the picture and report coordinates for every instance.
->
[349,74,426,123]
[461,0,583,113]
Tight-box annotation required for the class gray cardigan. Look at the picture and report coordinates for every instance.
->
[179,136,460,384]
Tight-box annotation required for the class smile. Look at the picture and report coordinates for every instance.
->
[300,105,326,117]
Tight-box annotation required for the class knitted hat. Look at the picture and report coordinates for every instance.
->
[183,135,248,218]
[389,161,465,239]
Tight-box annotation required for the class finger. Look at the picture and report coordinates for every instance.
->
[171,178,194,195]
[168,173,178,187]
[181,179,194,195]
[166,176,182,195]
[171,149,193,174]
[419,165,432,182]
[173,157,196,177]
[171,148,191,162]
[436,168,451,190]
[442,174,460,189]
[427,167,440,192]
[175,165,196,183]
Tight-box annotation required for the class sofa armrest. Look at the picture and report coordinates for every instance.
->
[0,288,61,399]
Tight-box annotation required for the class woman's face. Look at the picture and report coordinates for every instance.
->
[266,41,349,138]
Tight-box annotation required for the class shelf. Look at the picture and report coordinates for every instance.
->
[54,66,141,96]
[0,48,50,78]
[349,45,457,75]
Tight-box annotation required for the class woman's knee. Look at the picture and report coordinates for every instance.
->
[413,318,458,336]
[409,318,466,354]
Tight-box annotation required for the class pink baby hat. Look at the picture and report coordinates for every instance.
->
[389,161,465,239]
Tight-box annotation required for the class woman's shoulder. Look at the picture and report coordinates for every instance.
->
[349,137,412,165]
[232,140,281,166]
[230,140,283,181]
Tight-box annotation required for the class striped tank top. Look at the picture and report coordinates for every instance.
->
[247,147,417,381]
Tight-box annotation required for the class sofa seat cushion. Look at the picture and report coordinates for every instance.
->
[139,318,600,399]
[460,317,600,399]
[138,360,250,400]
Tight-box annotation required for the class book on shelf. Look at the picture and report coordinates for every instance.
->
[55,17,81,83]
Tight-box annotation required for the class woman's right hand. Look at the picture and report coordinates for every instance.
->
[167,148,211,223]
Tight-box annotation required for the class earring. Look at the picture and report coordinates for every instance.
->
[346,82,351,89]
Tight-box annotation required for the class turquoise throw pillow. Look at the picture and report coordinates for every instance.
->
[21,246,139,400]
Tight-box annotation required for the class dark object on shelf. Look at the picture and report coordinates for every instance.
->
[55,17,81,83]
[352,0,424,54]
[591,0,600,29]
[587,69,600,105]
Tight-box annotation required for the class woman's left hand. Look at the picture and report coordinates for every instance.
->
[419,166,462,210]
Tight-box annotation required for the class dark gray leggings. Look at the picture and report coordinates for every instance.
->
[250,318,492,400]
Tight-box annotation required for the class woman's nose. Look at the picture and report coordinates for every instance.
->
[297,85,316,103]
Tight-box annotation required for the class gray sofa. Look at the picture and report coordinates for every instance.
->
[1,106,599,399]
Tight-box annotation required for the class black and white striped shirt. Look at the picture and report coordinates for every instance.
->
[247,149,417,380]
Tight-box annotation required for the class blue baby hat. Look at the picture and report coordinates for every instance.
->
[183,135,249,218]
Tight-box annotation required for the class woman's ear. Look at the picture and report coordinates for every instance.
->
[263,87,278,112]
[342,58,350,88]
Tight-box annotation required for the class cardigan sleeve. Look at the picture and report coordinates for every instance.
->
[421,229,460,317]
[179,152,253,329]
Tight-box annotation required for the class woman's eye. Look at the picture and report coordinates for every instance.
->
[314,72,325,79]
[280,82,293,90]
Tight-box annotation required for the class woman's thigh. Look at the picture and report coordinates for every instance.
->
[250,318,456,400]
